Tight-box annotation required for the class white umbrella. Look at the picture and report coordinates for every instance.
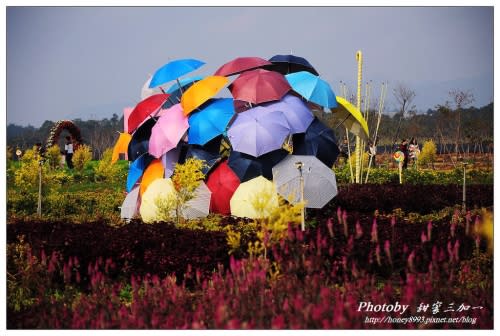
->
[141,75,162,100]
[139,178,177,223]
[120,186,140,221]
[272,155,337,209]
[182,182,212,219]
[230,176,279,219]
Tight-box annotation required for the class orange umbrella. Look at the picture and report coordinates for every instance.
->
[111,132,132,164]
[181,76,228,115]
[140,159,165,196]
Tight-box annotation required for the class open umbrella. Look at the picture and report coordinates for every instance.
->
[149,58,205,89]
[227,104,291,157]
[141,75,161,100]
[331,96,369,141]
[188,98,235,146]
[228,149,288,182]
[215,56,273,77]
[126,154,154,192]
[268,54,319,76]
[292,118,340,168]
[230,176,279,219]
[128,118,156,162]
[272,155,338,209]
[260,94,314,134]
[182,182,212,219]
[206,160,240,215]
[161,146,182,178]
[139,178,177,223]
[228,69,291,105]
[140,159,164,196]
[128,93,170,133]
[120,186,140,221]
[112,132,132,164]
[185,144,222,175]
[181,76,229,115]
[162,76,204,109]
[148,103,189,158]
[285,71,337,109]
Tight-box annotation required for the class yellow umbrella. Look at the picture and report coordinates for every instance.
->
[331,96,369,141]
[230,176,279,219]
[181,76,228,115]
[111,132,132,164]
[140,159,164,196]
[139,178,177,223]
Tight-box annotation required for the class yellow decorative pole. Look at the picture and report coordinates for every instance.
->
[355,51,363,183]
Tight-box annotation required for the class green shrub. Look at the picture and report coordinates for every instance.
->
[419,140,437,168]
[73,145,92,172]
[45,145,63,170]
[94,148,120,182]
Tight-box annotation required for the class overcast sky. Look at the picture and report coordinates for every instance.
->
[6,6,494,127]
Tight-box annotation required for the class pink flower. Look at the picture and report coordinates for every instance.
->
[355,220,363,239]
[371,218,378,243]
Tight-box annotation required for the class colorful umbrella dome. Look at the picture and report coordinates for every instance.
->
[117,54,357,222]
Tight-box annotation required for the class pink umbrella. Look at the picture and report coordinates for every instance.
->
[228,69,291,105]
[148,103,189,158]
[214,56,272,77]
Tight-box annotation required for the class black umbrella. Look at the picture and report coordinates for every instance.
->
[266,54,319,76]
[292,118,340,168]
[228,149,288,182]
[127,118,157,162]
[184,142,222,176]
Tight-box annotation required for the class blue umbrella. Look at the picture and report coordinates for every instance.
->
[285,71,337,109]
[228,149,288,182]
[184,143,222,175]
[268,54,319,76]
[260,94,314,134]
[149,59,205,88]
[292,118,340,168]
[188,98,235,146]
[127,118,156,162]
[126,154,154,192]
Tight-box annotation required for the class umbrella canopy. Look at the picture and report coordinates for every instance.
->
[141,75,161,100]
[162,76,204,109]
[184,144,222,175]
[149,58,205,88]
[188,98,235,146]
[128,118,156,162]
[228,149,288,182]
[206,160,240,215]
[228,69,291,104]
[230,176,279,219]
[272,155,338,209]
[123,107,134,133]
[331,96,369,141]
[268,54,319,76]
[292,118,340,168]
[139,178,178,223]
[181,76,229,115]
[285,71,337,109]
[112,132,132,164]
[214,56,272,77]
[140,159,164,196]
[126,154,154,192]
[260,94,314,134]
[161,146,182,178]
[182,182,212,219]
[120,186,140,221]
[227,105,291,157]
[148,104,189,158]
[128,93,170,133]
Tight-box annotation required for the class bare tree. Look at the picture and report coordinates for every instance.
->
[449,89,474,159]
[392,82,416,145]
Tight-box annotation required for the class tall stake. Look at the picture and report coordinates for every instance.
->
[355,51,363,183]
[37,163,42,216]
[365,82,387,183]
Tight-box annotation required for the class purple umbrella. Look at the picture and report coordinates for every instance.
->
[161,146,182,178]
[227,105,291,157]
[260,94,314,134]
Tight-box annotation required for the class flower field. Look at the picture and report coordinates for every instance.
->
[7,183,493,329]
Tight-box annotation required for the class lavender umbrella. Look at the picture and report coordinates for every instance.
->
[260,94,314,134]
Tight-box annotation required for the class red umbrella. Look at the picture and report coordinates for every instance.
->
[128,93,170,133]
[206,160,240,215]
[228,69,291,105]
[214,56,272,77]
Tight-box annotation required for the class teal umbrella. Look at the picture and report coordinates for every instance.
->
[285,71,337,109]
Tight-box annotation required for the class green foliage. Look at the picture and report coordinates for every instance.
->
[171,158,206,222]
[94,148,120,182]
[73,144,92,171]
[419,140,437,167]
[13,148,47,193]
[45,145,63,170]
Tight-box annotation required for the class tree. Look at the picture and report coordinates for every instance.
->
[449,89,474,159]
[392,82,416,144]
